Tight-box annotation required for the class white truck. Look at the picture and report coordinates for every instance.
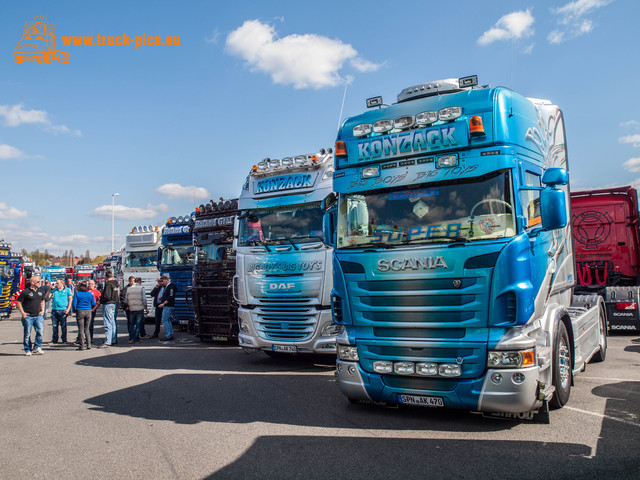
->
[122,225,161,318]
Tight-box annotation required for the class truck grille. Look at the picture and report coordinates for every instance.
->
[193,267,238,338]
[347,274,491,379]
[254,298,317,341]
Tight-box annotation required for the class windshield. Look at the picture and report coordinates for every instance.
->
[196,243,234,264]
[337,170,515,248]
[238,202,324,246]
[0,264,10,277]
[125,251,157,268]
[161,246,195,266]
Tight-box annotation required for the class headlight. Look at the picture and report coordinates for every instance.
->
[373,119,393,133]
[372,361,393,373]
[353,123,372,136]
[321,322,343,336]
[337,345,359,361]
[393,115,415,129]
[322,165,334,181]
[487,349,535,368]
[282,157,294,167]
[438,364,461,377]
[416,111,438,125]
[239,320,249,334]
[416,363,438,376]
[394,362,415,375]
[438,106,462,121]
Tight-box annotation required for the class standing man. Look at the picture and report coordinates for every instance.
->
[50,278,72,344]
[42,280,52,320]
[99,271,119,348]
[66,278,75,296]
[125,277,148,343]
[88,280,101,342]
[16,276,46,356]
[120,276,135,337]
[149,276,164,338]
[158,275,176,342]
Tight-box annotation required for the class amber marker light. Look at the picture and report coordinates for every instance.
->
[469,115,485,136]
[335,140,347,156]
[521,350,535,367]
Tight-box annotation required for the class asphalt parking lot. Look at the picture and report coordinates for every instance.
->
[1,310,639,479]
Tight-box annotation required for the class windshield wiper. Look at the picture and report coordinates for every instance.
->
[285,238,299,251]
[394,236,471,246]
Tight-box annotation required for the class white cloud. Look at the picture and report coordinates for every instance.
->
[619,134,640,147]
[0,103,81,136]
[523,43,535,54]
[206,29,221,44]
[0,202,27,219]
[225,20,381,89]
[621,120,640,129]
[0,144,44,161]
[478,9,535,45]
[45,124,82,136]
[623,157,640,172]
[0,103,48,127]
[0,144,25,160]
[548,0,612,44]
[350,57,383,73]
[0,222,116,255]
[90,203,169,221]
[156,183,210,200]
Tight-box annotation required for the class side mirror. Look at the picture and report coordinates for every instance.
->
[541,168,568,187]
[321,192,337,211]
[156,247,162,264]
[323,207,337,247]
[233,217,240,239]
[540,187,567,230]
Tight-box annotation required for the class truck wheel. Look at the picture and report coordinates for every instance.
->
[550,321,572,409]
[39,53,53,64]
[591,308,607,363]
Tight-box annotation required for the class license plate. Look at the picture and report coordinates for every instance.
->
[273,344,297,353]
[212,336,227,341]
[398,394,444,407]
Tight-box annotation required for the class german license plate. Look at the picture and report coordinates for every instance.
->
[398,394,444,407]
[273,344,297,353]
[212,336,227,341]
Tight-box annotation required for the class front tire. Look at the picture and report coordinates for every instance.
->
[550,321,572,409]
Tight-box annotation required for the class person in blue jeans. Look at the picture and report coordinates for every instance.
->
[99,270,120,348]
[73,281,96,350]
[125,277,148,343]
[50,278,72,343]
[158,275,176,341]
[16,276,46,356]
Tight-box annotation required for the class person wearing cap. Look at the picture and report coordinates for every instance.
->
[16,276,46,356]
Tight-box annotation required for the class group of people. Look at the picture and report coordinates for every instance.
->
[16,271,178,356]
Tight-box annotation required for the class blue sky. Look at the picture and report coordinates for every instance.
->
[0,0,636,256]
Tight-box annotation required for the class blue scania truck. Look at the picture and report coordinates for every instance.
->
[235,150,341,356]
[330,76,607,419]
[159,215,195,328]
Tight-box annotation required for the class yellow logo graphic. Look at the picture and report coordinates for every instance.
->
[14,16,70,65]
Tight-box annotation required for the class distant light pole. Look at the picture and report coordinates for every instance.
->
[111,193,119,252]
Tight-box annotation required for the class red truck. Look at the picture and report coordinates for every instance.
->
[571,186,640,332]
